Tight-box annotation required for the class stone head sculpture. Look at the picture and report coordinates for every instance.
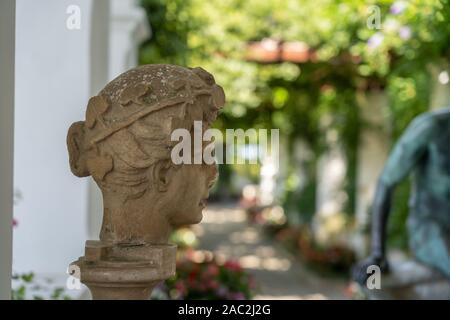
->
[67,64,225,246]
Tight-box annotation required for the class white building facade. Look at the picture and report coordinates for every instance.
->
[0,0,149,299]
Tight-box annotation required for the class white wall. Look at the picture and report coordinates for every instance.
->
[13,0,150,278]
[0,0,16,300]
[13,0,92,275]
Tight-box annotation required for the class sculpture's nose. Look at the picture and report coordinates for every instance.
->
[206,163,218,189]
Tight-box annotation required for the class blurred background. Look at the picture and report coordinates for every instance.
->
[2,0,450,299]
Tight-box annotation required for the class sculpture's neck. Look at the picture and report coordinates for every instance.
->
[99,197,172,245]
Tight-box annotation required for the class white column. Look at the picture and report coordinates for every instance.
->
[90,0,110,94]
[428,62,450,110]
[353,90,389,257]
[109,0,150,79]
[259,131,283,206]
[0,0,16,300]
[13,0,92,276]
[314,134,347,245]
[313,114,348,246]
[259,157,277,206]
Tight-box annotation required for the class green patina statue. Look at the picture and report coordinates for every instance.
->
[353,107,450,284]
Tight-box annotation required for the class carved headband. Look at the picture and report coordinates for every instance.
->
[84,81,226,148]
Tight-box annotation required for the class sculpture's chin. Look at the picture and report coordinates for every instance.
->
[172,209,203,227]
[192,213,203,224]
[190,208,204,224]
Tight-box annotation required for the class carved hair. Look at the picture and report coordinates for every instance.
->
[67,64,225,199]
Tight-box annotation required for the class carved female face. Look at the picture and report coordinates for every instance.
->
[67,64,225,244]
[163,163,218,226]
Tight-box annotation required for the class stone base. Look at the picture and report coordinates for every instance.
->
[71,241,177,300]
[84,283,158,300]
[364,259,450,300]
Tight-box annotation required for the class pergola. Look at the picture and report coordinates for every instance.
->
[245,38,315,64]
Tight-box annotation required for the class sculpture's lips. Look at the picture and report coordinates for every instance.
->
[199,198,208,208]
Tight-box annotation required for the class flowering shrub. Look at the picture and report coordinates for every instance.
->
[297,230,356,273]
[154,252,256,300]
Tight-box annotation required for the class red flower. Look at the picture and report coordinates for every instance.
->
[207,279,219,290]
[175,281,187,296]
[224,260,242,272]
[189,264,200,278]
[187,277,198,290]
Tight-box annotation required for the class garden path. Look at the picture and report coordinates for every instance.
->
[194,203,349,300]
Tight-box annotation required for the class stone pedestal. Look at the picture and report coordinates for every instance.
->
[364,259,450,300]
[71,241,176,300]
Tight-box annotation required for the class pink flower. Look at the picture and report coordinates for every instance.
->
[390,1,407,15]
[399,26,411,40]
[367,33,384,49]
[206,264,219,277]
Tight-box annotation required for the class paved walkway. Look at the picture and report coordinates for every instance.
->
[194,203,349,300]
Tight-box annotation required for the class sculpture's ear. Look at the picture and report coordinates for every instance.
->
[152,160,175,192]
[67,121,90,177]
[86,154,113,182]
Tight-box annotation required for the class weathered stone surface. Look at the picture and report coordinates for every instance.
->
[67,64,225,299]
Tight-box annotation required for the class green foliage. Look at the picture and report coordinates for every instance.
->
[139,0,450,248]
[11,272,72,300]
[139,0,449,128]
[140,0,190,65]
[282,160,317,225]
